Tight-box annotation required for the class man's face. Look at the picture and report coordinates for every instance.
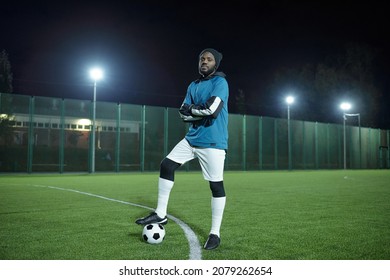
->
[199,52,216,76]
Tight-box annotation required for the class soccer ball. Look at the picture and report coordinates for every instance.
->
[142,223,166,244]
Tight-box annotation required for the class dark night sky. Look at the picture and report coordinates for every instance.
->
[2,1,389,127]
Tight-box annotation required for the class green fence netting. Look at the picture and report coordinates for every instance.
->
[0,93,389,172]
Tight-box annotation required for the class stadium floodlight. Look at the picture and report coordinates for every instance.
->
[340,102,351,111]
[286,95,294,105]
[286,96,295,170]
[89,67,103,173]
[90,68,103,81]
[340,102,361,170]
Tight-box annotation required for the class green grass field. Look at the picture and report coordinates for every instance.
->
[0,170,389,260]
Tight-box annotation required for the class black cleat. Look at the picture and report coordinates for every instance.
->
[135,212,168,225]
[204,234,220,250]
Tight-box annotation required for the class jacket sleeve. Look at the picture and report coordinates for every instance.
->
[190,96,224,119]
[179,103,203,122]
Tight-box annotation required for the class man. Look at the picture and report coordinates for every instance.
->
[135,48,229,250]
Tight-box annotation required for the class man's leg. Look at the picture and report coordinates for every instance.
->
[209,181,226,237]
[135,139,193,225]
[154,158,181,218]
[135,158,180,225]
[204,181,226,250]
[197,148,226,249]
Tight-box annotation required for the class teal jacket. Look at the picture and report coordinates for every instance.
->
[181,72,229,150]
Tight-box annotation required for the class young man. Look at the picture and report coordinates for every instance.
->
[135,48,229,250]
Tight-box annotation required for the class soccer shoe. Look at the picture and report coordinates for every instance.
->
[204,234,220,250]
[135,212,168,225]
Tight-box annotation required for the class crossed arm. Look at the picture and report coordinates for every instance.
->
[179,96,224,122]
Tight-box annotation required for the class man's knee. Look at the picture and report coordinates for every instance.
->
[160,158,181,181]
[209,181,226,197]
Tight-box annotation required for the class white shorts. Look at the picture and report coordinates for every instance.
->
[166,139,226,181]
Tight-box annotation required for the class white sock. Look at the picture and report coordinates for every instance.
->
[155,177,174,218]
[210,196,226,237]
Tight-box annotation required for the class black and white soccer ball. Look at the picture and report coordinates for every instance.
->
[142,223,166,244]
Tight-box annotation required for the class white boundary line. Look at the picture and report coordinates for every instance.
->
[29,184,202,260]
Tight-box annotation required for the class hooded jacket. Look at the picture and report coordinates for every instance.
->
[181,71,229,150]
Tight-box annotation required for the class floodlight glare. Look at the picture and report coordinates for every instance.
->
[286,96,294,105]
[340,102,351,111]
[90,68,103,81]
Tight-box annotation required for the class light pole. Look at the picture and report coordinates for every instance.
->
[340,102,360,170]
[286,96,294,170]
[89,68,103,173]
[340,102,351,170]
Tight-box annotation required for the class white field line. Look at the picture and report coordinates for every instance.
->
[29,184,202,260]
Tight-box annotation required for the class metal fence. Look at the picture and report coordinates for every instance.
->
[0,93,389,173]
